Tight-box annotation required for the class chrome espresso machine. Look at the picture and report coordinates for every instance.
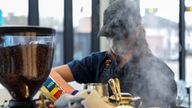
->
[0,26,55,108]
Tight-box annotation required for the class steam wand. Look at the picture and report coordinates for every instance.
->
[114,78,122,100]
[108,78,120,102]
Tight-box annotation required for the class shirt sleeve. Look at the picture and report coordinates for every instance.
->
[67,54,98,83]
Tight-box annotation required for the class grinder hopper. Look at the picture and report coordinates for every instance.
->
[0,26,55,108]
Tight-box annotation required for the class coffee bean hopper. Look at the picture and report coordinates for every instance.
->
[0,26,55,108]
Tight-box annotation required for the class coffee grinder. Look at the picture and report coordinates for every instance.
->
[0,26,55,108]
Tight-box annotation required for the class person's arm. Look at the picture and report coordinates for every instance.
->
[50,64,75,94]
[51,64,74,82]
[50,51,103,86]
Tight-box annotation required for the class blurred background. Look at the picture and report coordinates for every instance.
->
[0,0,191,107]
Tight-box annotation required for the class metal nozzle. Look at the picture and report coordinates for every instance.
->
[114,78,121,100]
[108,78,120,101]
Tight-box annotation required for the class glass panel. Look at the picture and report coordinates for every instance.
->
[185,0,192,107]
[140,0,179,81]
[73,0,92,60]
[39,0,64,67]
[0,0,28,25]
[99,0,110,51]
[185,0,192,84]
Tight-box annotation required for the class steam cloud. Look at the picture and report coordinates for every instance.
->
[98,0,141,39]
[98,0,177,107]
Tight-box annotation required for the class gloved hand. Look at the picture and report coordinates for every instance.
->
[54,93,84,108]
[54,90,116,108]
[80,90,115,108]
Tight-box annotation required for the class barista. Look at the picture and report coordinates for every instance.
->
[51,0,177,107]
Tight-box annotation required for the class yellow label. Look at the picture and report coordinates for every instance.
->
[41,86,57,102]
[51,86,60,95]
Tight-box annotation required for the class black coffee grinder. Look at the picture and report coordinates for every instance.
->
[0,26,55,108]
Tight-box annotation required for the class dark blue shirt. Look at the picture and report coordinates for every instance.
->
[68,51,110,83]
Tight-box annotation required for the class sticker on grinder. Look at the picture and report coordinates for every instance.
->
[41,76,64,102]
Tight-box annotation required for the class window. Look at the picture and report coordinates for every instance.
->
[185,23,192,107]
[73,0,92,60]
[0,0,28,25]
[99,0,110,51]
[39,0,64,67]
[140,0,179,81]
[185,0,192,85]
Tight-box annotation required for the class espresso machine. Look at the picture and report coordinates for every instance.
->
[0,26,55,108]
